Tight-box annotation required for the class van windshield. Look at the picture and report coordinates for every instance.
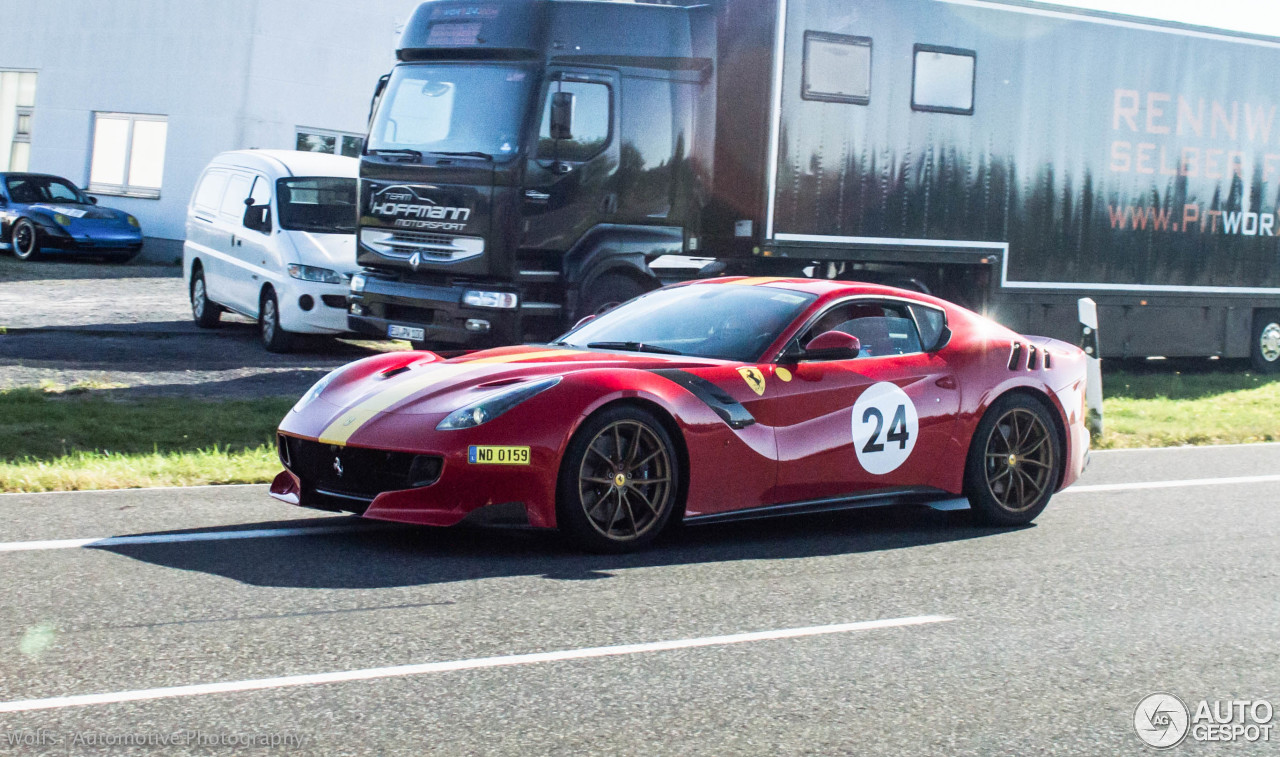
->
[367,63,535,160]
[276,177,357,234]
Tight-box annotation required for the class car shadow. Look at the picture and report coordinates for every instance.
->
[94,506,1030,590]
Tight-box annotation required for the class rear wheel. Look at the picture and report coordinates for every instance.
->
[190,268,222,329]
[556,405,681,553]
[1251,310,1280,374]
[11,219,40,261]
[964,394,1062,526]
[259,288,295,353]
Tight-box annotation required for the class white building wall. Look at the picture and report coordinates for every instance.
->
[0,0,419,255]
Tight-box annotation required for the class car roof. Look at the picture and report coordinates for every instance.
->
[0,172,76,182]
[205,150,359,179]
[689,276,941,302]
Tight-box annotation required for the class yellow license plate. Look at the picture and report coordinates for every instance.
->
[468,445,531,465]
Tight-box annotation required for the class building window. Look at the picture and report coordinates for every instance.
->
[89,112,168,198]
[296,128,364,157]
[912,45,976,115]
[802,32,872,105]
[0,70,38,172]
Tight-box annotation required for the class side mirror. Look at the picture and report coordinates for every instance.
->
[88,196,98,205]
[368,73,390,126]
[799,330,861,361]
[243,203,272,233]
[550,91,575,141]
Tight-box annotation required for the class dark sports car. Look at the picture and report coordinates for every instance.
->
[273,278,1091,552]
[0,173,143,261]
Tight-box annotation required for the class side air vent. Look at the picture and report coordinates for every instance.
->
[1043,351,1053,369]
[1008,342,1023,371]
[1027,345,1039,371]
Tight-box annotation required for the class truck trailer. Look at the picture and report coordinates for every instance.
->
[347,0,1280,372]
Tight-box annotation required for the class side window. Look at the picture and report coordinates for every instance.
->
[193,170,228,214]
[909,304,948,351]
[537,79,611,162]
[912,45,976,115]
[802,31,872,105]
[218,174,252,221]
[804,302,924,358]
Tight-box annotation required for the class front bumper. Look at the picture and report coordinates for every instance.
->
[347,274,521,347]
[37,224,143,253]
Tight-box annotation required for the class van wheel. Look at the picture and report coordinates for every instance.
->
[259,289,295,353]
[11,219,40,261]
[1251,310,1280,374]
[577,273,649,319]
[190,269,222,328]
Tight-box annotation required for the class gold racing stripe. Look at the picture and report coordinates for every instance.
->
[315,349,581,446]
[731,276,791,287]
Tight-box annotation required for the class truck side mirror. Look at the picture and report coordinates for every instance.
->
[550,91,575,141]
[368,73,390,126]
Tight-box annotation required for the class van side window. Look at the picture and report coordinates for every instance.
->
[802,32,872,105]
[536,79,611,162]
[193,170,228,214]
[803,302,924,358]
[218,174,252,221]
[912,45,976,115]
[249,176,271,209]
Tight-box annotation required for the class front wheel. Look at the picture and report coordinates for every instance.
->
[11,219,40,261]
[556,405,682,553]
[1251,310,1280,374]
[963,394,1063,526]
[259,289,296,353]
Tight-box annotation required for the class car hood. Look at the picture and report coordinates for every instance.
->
[288,231,358,275]
[305,345,730,420]
[30,203,128,223]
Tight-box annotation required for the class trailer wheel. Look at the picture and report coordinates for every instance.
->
[1252,310,1280,374]
[577,273,649,318]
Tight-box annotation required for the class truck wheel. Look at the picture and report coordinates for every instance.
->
[11,219,40,261]
[556,405,682,553]
[578,273,649,318]
[963,394,1062,527]
[259,288,296,353]
[190,268,222,329]
[1251,310,1280,374]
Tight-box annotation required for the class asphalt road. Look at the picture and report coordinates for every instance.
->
[0,445,1277,756]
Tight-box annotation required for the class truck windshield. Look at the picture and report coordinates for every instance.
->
[557,284,819,363]
[276,177,358,234]
[367,63,534,160]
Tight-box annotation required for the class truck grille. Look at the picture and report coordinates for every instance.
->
[360,228,484,263]
[279,435,442,511]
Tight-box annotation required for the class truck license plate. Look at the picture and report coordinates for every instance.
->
[388,324,425,341]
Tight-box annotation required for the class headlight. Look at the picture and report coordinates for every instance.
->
[436,377,561,430]
[463,289,519,309]
[287,264,342,285]
[126,215,140,228]
[351,273,367,293]
[53,213,71,227]
[292,369,340,413]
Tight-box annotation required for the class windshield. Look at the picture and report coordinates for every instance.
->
[558,284,818,363]
[276,177,358,234]
[367,63,534,160]
[6,175,89,204]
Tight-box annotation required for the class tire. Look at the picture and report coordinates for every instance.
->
[11,219,40,261]
[190,268,222,329]
[963,393,1063,526]
[259,288,296,353]
[1251,310,1280,374]
[556,405,682,553]
[577,272,650,319]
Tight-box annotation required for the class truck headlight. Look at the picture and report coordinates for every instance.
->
[287,264,342,285]
[463,290,519,310]
[351,273,367,293]
[436,377,560,430]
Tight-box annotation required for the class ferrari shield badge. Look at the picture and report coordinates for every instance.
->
[737,366,767,396]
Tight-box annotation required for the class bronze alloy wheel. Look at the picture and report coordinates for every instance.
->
[982,407,1056,513]
[577,419,674,542]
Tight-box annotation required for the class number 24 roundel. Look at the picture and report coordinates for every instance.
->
[851,382,920,475]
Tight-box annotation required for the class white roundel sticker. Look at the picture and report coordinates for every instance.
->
[851,382,919,475]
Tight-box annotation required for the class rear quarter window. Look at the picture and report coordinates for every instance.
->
[193,170,228,213]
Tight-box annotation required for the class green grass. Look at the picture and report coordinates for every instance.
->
[0,388,292,492]
[1097,369,1280,449]
[1,369,1278,492]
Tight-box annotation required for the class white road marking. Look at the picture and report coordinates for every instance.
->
[1062,474,1280,495]
[0,524,378,553]
[0,615,953,713]
[0,483,266,497]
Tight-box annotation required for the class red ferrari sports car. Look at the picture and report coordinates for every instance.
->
[272,277,1090,552]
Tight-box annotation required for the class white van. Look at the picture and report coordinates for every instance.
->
[183,150,360,352]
